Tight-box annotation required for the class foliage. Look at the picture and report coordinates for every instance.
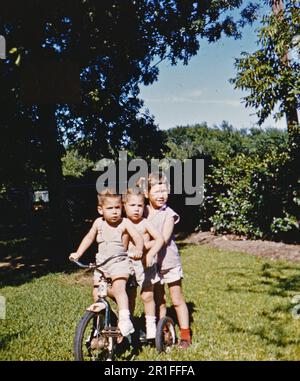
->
[231,0,300,127]
[221,0,300,240]
[165,121,288,160]
[0,110,46,190]
[165,123,299,242]
[165,121,246,161]
[2,244,300,360]
[0,0,261,187]
[61,149,94,178]
[208,151,300,241]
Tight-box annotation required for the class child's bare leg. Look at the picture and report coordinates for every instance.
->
[112,276,134,336]
[141,286,155,316]
[111,276,129,310]
[154,282,167,320]
[168,280,191,346]
[168,280,189,328]
[141,285,156,339]
[107,287,115,300]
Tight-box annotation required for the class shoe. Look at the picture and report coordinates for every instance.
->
[118,319,135,337]
[178,339,191,349]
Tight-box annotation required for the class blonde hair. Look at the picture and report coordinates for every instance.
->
[136,172,170,193]
[97,189,121,206]
[122,188,145,203]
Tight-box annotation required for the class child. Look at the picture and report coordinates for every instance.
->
[69,189,144,337]
[122,188,164,340]
[142,172,192,349]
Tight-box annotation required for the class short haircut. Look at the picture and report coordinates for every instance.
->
[122,188,145,203]
[97,189,121,206]
[136,172,170,192]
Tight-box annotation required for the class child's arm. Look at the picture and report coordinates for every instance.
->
[144,239,155,250]
[69,219,99,261]
[122,233,130,251]
[144,215,175,251]
[144,221,164,267]
[161,215,175,245]
[124,219,144,259]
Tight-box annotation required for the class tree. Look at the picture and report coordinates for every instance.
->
[0,0,260,250]
[61,149,94,178]
[230,1,300,240]
[231,0,300,152]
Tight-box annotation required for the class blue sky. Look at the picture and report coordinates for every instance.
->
[139,10,287,131]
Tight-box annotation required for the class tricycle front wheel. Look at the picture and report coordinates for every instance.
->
[74,310,116,361]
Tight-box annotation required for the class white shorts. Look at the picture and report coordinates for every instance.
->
[93,253,130,283]
[130,260,160,289]
[159,265,184,284]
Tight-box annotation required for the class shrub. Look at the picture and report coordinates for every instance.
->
[165,123,299,242]
[205,148,299,242]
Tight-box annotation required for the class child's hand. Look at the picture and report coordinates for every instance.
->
[69,252,80,262]
[145,253,156,267]
[128,248,143,260]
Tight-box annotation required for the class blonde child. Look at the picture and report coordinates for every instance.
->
[123,188,164,340]
[69,189,144,337]
[142,173,191,349]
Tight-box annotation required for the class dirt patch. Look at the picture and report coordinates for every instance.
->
[184,231,300,262]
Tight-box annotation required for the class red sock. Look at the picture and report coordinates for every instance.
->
[180,328,191,342]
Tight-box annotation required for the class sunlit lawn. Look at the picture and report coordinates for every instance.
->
[1,243,300,360]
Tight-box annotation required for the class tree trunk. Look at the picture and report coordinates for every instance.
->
[272,0,284,15]
[38,104,71,259]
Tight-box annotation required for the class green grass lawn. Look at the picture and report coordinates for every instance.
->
[1,243,300,360]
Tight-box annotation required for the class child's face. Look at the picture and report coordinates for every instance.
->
[98,198,122,224]
[124,195,144,222]
[148,183,169,209]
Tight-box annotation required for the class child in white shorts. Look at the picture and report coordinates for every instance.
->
[142,173,192,349]
[123,188,164,340]
[69,189,144,337]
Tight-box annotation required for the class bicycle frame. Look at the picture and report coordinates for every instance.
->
[71,253,127,333]
[71,253,177,359]
[71,254,129,361]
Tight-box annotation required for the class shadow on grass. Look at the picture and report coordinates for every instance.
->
[259,263,300,297]
[217,263,300,351]
[115,301,196,360]
[0,331,25,352]
[223,270,271,296]
[260,303,297,326]
[176,242,195,251]
[0,235,95,288]
[115,315,154,360]
[164,302,196,328]
[0,234,203,290]
[218,314,300,349]
[222,262,300,298]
